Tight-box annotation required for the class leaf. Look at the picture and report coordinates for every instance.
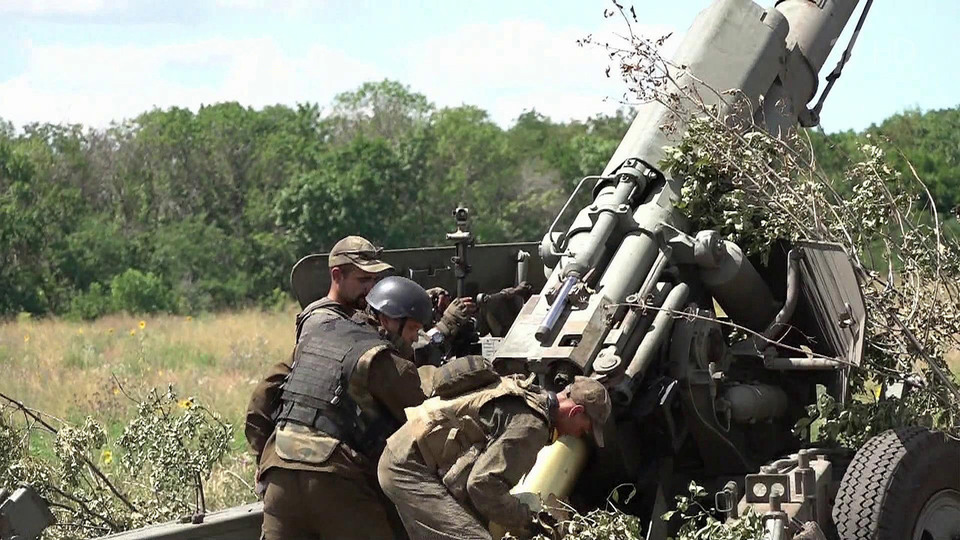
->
[810,417,826,443]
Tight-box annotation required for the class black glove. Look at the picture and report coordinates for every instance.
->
[435,297,477,337]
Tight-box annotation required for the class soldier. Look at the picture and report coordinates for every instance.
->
[257,275,433,540]
[245,235,393,458]
[416,288,478,367]
[378,373,612,540]
[296,236,395,340]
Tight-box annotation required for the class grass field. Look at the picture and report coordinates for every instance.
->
[2,307,958,518]
[0,307,300,511]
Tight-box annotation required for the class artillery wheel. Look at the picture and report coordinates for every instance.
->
[832,426,960,540]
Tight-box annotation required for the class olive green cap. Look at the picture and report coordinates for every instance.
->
[568,376,612,447]
[328,236,393,273]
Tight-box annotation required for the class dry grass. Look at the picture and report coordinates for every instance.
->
[0,308,296,421]
[2,307,957,515]
[0,306,300,510]
[949,349,960,379]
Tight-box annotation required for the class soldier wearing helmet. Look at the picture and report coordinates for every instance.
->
[245,236,394,459]
[245,232,430,539]
[257,275,432,540]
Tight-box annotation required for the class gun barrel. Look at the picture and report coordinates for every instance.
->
[494,0,866,532]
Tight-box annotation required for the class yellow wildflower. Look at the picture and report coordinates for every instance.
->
[129,329,136,336]
[23,334,29,343]
[101,450,113,465]
[185,315,193,322]
[138,320,146,330]
[77,328,84,335]
[157,370,164,377]
[107,328,115,335]
[177,398,194,410]
[113,387,120,396]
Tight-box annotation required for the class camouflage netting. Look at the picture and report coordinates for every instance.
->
[593,0,960,447]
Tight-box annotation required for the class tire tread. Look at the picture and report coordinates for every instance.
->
[832,427,954,540]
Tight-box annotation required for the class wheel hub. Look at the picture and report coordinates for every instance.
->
[913,488,960,540]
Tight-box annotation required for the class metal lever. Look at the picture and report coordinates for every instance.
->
[535,275,579,342]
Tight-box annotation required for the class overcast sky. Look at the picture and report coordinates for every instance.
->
[1,0,957,134]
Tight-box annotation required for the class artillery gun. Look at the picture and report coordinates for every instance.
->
[487,0,960,538]
[6,1,958,539]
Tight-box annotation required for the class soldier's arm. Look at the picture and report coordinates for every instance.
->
[465,398,551,534]
[366,351,427,422]
[244,354,292,457]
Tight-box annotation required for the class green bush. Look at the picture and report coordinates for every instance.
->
[259,287,292,313]
[110,269,172,314]
[67,283,113,320]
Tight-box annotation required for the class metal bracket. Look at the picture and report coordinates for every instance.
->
[745,472,792,504]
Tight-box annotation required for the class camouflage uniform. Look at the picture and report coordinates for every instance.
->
[377,377,553,540]
[258,314,424,540]
[377,376,611,540]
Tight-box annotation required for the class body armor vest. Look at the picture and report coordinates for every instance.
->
[295,297,352,342]
[277,317,399,457]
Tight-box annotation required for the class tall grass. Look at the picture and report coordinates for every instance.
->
[0,306,299,511]
[1,307,957,518]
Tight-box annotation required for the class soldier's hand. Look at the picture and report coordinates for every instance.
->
[426,287,449,301]
[436,297,476,337]
[515,281,534,300]
[426,287,451,315]
[498,281,534,301]
[254,467,267,499]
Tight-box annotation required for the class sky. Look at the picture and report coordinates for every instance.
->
[0,0,957,134]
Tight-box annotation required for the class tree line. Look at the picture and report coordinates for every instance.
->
[0,80,956,318]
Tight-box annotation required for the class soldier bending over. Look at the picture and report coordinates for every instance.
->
[378,371,611,539]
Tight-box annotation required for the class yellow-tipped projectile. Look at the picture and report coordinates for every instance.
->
[489,434,589,537]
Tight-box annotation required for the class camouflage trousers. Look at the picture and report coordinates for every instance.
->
[260,467,405,540]
[377,443,492,540]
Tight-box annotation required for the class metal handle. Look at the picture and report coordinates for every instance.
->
[545,175,614,257]
[535,275,579,343]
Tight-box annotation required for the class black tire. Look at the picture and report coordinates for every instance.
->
[832,426,960,540]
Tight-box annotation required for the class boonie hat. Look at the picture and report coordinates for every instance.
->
[328,236,393,274]
[567,376,612,447]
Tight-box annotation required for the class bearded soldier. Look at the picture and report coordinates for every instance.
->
[245,236,393,456]
[257,276,433,540]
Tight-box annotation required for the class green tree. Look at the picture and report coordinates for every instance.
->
[0,137,83,314]
[273,136,420,251]
[869,107,960,213]
[328,80,434,144]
